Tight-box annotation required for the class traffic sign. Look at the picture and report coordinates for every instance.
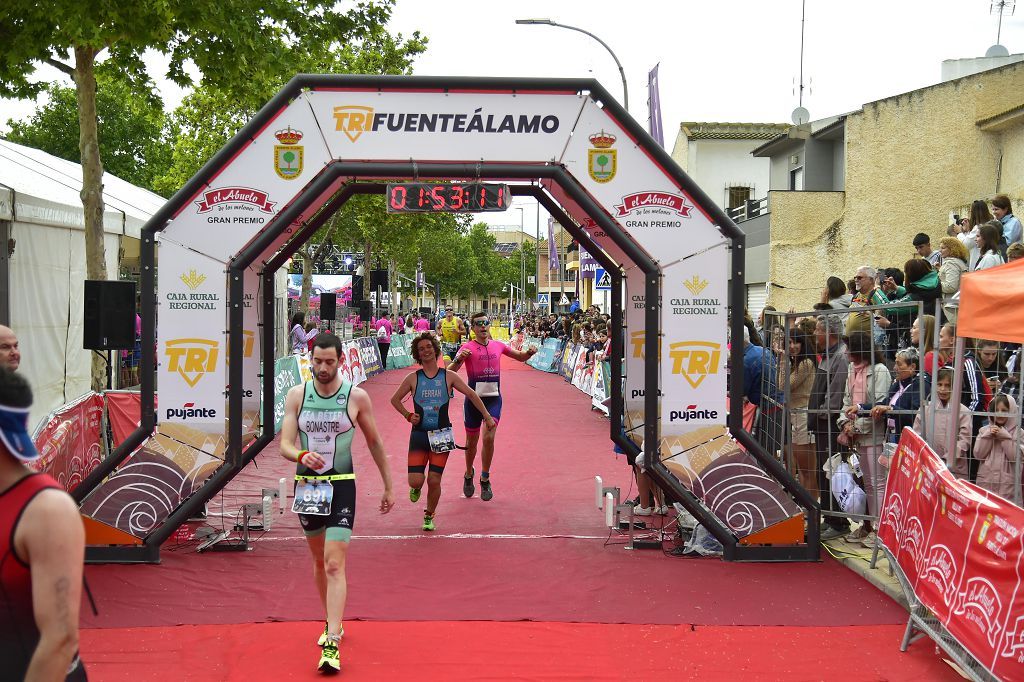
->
[559,293,570,305]
[595,268,611,290]
[537,293,549,305]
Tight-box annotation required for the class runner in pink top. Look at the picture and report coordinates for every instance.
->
[448,311,537,501]
[413,315,431,333]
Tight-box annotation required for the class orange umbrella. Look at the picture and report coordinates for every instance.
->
[957,258,1024,342]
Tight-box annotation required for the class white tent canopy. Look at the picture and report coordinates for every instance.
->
[0,138,163,428]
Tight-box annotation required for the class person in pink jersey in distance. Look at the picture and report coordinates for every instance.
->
[447,311,537,501]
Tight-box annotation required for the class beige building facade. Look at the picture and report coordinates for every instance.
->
[751,60,1024,312]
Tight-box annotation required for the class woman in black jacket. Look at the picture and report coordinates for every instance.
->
[870,346,927,443]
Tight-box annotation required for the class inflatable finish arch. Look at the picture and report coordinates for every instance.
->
[78,76,818,562]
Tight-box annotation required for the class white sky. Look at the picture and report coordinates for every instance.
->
[1,0,1021,233]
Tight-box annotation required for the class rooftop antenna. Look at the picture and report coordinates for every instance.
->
[987,0,1015,57]
[791,0,810,125]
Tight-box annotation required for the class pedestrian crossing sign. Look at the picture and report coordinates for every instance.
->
[537,293,549,305]
[559,293,570,305]
[595,268,611,290]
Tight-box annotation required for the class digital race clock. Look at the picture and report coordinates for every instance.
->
[385,182,511,213]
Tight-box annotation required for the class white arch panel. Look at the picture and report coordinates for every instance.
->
[558,99,724,260]
[304,91,587,163]
[165,93,334,263]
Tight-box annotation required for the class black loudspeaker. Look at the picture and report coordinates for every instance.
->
[351,274,364,303]
[358,301,372,322]
[83,280,136,350]
[320,293,337,320]
[369,269,388,291]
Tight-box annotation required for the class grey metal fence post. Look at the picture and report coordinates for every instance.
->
[947,336,967,467]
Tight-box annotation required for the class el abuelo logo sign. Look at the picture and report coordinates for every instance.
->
[332,105,561,142]
[194,187,276,225]
[614,191,694,228]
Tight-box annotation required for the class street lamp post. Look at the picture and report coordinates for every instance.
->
[515,18,629,111]
[504,282,522,328]
[514,207,525,313]
[535,206,541,313]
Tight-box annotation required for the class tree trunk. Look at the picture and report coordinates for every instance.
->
[75,46,109,392]
[363,241,373,323]
[299,251,313,315]
[389,259,398,316]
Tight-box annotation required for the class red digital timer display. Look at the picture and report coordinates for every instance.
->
[385,182,511,213]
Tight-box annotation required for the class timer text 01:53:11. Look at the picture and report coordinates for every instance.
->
[385,182,511,213]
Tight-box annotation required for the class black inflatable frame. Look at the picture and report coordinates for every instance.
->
[76,76,819,563]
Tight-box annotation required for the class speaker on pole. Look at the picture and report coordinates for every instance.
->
[358,300,372,322]
[83,280,136,350]
[369,268,388,291]
[351,274,364,304]
[320,293,337,321]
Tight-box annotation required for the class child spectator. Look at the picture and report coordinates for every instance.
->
[974,394,1022,502]
[911,367,972,479]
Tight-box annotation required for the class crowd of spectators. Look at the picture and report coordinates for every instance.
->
[510,306,612,364]
[745,194,1024,545]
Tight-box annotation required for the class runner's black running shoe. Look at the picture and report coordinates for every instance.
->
[480,477,492,501]
[463,467,475,498]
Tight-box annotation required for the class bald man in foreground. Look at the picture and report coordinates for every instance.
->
[0,326,20,371]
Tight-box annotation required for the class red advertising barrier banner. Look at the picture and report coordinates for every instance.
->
[31,393,104,493]
[879,427,1024,680]
[106,391,152,448]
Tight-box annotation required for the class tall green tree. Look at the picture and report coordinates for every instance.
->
[4,66,171,192]
[0,1,401,387]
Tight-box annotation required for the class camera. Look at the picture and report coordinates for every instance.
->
[953,214,960,222]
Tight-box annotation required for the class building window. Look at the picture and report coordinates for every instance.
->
[789,167,804,191]
[726,186,752,210]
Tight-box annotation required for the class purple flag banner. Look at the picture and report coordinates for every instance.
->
[547,217,560,270]
[579,247,598,279]
[648,64,664,147]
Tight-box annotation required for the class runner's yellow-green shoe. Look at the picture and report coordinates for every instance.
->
[410,487,421,503]
[318,637,340,673]
[422,510,435,532]
[317,623,344,647]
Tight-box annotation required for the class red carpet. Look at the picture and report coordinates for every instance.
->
[79,620,961,681]
[81,535,904,628]
[76,359,957,677]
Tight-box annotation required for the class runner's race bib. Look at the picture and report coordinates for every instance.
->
[292,480,334,516]
[427,426,456,453]
[476,381,499,397]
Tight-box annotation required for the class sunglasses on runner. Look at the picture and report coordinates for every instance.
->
[474,319,491,327]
